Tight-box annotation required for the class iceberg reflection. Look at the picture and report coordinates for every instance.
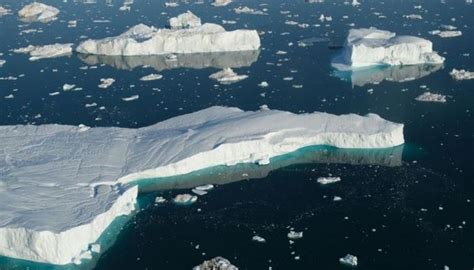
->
[333,64,444,87]
[77,50,260,72]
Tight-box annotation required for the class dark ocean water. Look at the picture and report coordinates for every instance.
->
[0,0,473,269]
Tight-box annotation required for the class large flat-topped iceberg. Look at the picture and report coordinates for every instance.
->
[0,106,403,265]
[333,28,445,70]
[76,17,260,55]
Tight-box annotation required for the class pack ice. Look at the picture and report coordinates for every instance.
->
[332,28,445,70]
[76,13,260,55]
[18,2,59,23]
[0,106,404,265]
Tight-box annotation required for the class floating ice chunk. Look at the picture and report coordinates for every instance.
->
[18,2,59,22]
[155,196,166,204]
[76,22,260,56]
[140,73,163,81]
[450,69,474,80]
[4,94,14,99]
[68,20,77,28]
[212,0,233,7]
[352,0,361,6]
[234,6,266,15]
[258,81,269,87]
[122,95,139,101]
[173,194,198,205]
[339,254,358,266]
[432,30,462,38]
[319,14,332,22]
[209,68,248,84]
[98,78,115,88]
[14,43,73,61]
[0,106,404,265]
[0,6,11,16]
[404,14,423,20]
[192,189,208,196]
[415,92,447,103]
[317,177,341,185]
[333,196,342,201]
[194,184,214,191]
[62,84,76,91]
[169,11,201,29]
[288,231,303,240]
[193,257,238,270]
[333,28,445,69]
[0,60,5,67]
[252,235,266,243]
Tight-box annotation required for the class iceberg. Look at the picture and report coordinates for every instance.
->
[194,257,238,270]
[76,20,260,55]
[450,69,474,80]
[78,50,260,72]
[13,43,73,61]
[18,2,59,23]
[0,106,404,265]
[339,254,358,266]
[332,28,445,70]
[209,68,248,84]
[169,11,201,29]
[415,92,447,103]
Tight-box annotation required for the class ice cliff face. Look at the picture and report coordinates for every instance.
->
[333,28,445,69]
[76,18,260,55]
[0,106,404,265]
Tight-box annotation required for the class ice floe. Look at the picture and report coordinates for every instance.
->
[98,78,115,88]
[0,106,404,264]
[76,17,260,55]
[430,30,462,38]
[415,92,447,103]
[332,28,445,70]
[14,43,73,61]
[450,69,474,80]
[252,235,266,243]
[194,257,238,270]
[173,194,198,205]
[209,68,248,84]
[18,2,59,23]
[234,6,267,15]
[140,73,163,81]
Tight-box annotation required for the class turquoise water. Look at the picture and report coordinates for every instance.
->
[0,0,473,269]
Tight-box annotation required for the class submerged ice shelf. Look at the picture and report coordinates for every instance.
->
[332,28,445,70]
[0,106,404,265]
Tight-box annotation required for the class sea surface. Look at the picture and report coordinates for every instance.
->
[0,0,473,269]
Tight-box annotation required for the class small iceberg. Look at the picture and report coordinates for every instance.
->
[450,69,474,80]
[332,28,445,70]
[339,254,358,266]
[415,92,447,103]
[317,177,341,185]
[193,257,238,270]
[209,68,248,84]
[287,231,303,240]
[173,194,198,205]
[212,0,233,7]
[18,2,59,22]
[14,43,73,61]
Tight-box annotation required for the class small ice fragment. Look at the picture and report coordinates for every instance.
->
[287,231,303,240]
[258,81,269,88]
[78,124,90,132]
[317,177,341,185]
[192,189,208,196]
[98,78,115,89]
[252,235,266,243]
[212,0,233,7]
[194,184,214,191]
[209,68,248,84]
[339,254,358,266]
[140,73,163,81]
[333,196,342,201]
[122,95,139,101]
[63,84,76,91]
[155,196,166,204]
[173,194,198,205]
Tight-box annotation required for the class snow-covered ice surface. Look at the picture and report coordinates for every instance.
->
[18,2,59,23]
[332,28,445,70]
[76,19,260,55]
[0,106,403,265]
